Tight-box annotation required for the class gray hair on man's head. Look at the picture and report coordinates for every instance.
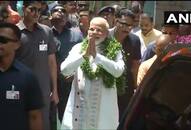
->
[90,17,109,30]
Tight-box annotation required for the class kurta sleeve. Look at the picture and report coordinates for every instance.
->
[94,51,125,78]
[60,43,84,76]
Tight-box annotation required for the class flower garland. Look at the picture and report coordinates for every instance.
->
[80,37,126,95]
[176,34,191,44]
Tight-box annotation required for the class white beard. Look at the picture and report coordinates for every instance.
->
[95,37,105,46]
[95,37,105,53]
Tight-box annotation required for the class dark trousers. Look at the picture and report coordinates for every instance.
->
[50,102,57,130]
[57,74,72,122]
[118,86,134,121]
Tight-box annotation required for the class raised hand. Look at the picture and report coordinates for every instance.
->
[84,35,97,58]
[83,36,92,58]
[89,36,96,58]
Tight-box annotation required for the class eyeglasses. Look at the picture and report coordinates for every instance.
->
[162,31,177,35]
[52,8,66,13]
[28,6,41,13]
[0,35,18,44]
[117,20,133,28]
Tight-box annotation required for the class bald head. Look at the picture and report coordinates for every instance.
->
[90,17,109,30]
[155,34,172,56]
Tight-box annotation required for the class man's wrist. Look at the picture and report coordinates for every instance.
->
[82,54,89,60]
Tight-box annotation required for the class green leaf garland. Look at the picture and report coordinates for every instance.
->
[80,37,126,95]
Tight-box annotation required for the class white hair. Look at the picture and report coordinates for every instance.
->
[90,17,109,29]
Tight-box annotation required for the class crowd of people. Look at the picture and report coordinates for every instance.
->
[0,1,191,130]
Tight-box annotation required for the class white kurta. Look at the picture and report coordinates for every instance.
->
[60,42,125,130]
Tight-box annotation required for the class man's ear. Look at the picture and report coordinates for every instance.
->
[105,29,109,37]
[14,41,21,50]
[152,23,155,28]
[49,15,52,21]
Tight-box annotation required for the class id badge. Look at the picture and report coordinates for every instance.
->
[6,91,20,100]
[39,44,48,51]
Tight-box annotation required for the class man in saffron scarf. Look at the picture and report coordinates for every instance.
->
[60,17,125,130]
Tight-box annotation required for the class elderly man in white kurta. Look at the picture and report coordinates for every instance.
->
[60,17,125,130]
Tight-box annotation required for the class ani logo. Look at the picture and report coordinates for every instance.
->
[164,11,191,24]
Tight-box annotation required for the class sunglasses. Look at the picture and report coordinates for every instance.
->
[0,35,18,44]
[117,20,133,28]
[52,8,66,13]
[28,6,41,13]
